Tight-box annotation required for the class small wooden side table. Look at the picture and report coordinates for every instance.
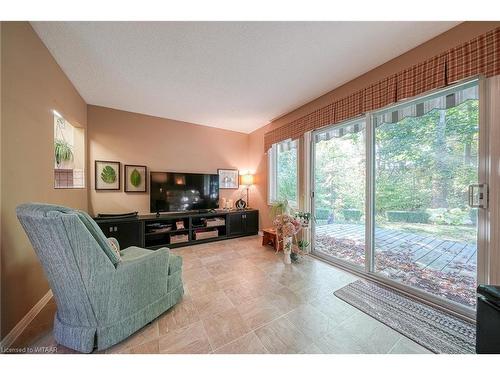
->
[262,227,282,251]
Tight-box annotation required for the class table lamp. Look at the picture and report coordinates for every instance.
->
[241,173,254,208]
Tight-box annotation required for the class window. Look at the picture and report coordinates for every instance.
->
[53,111,85,188]
[268,139,298,207]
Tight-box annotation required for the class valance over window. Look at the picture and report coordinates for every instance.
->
[264,26,500,152]
[372,80,479,127]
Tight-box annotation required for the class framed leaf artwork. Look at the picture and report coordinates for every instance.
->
[125,165,147,193]
[95,160,121,190]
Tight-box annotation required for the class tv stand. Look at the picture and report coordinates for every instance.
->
[95,209,259,250]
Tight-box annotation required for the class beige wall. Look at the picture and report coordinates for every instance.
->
[248,21,500,228]
[1,22,88,339]
[247,124,272,228]
[87,106,250,216]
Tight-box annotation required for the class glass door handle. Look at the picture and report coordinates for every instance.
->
[468,183,488,209]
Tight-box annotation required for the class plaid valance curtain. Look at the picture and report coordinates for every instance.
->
[264,26,500,152]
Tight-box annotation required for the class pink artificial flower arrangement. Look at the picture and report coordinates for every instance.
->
[273,214,301,239]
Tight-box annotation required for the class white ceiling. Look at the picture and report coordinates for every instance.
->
[31,21,460,133]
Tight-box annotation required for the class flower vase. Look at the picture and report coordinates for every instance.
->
[283,236,292,265]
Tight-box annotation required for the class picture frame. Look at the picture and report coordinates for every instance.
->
[95,160,121,190]
[124,164,147,193]
[218,168,239,189]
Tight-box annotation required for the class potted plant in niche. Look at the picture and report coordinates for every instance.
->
[54,139,74,169]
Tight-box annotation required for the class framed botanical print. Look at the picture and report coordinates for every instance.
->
[95,160,121,190]
[125,164,147,193]
[218,168,239,189]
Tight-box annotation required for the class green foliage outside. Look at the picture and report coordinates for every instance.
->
[386,211,430,224]
[312,99,479,242]
[374,100,478,220]
[276,145,298,205]
[314,129,365,222]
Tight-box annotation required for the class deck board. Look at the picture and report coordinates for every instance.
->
[314,223,476,275]
[313,222,477,307]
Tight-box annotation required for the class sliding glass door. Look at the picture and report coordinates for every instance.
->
[372,81,482,309]
[312,119,366,269]
[311,80,487,313]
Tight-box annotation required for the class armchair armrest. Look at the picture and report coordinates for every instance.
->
[107,247,170,321]
[108,237,120,252]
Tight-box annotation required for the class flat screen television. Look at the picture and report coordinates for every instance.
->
[150,172,219,213]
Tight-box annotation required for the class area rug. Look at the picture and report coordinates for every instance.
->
[334,279,476,354]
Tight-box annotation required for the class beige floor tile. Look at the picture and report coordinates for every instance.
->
[130,338,160,354]
[192,290,234,318]
[291,284,335,303]
[213,332,269,354]
[200,254,224,266]
[301,343,324,354]
[183,257,203,270]
[223,282,266,306]
[236,295,284,331]
[159,321,212,354]
[284,304,333,339]
[315,325,369,354]
[265,287,304,314]
[202,307,251,350]
[309,294,361,327]
[388,336,432,354]
[183,266,212,284]
[214,271,248,290]
[255,316,314,354]
[220,251,242,261]
[171,247,197,256]
[187,277,221,297]
[338,312,403,353]
[205,262,238,277]
[194,247,221,258]
[158,295,200,334]
[106,321,159,353]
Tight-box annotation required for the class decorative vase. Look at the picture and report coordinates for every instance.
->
[283,236,292,265]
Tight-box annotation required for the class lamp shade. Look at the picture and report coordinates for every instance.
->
[241,174,254,186]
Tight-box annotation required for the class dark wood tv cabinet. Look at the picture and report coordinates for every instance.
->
[95,209,259,250]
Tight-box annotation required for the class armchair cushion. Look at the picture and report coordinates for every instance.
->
[120,247,182,275]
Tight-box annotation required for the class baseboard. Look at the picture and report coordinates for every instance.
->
[0,289,53,349]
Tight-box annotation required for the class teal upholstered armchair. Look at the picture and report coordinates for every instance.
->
[16,203,184,353]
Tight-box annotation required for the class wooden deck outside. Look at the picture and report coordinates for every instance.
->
[314,223,477,307]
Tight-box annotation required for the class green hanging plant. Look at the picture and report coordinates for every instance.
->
[130,168,141,187]
[54,139,74,167]
[101,165,117,184]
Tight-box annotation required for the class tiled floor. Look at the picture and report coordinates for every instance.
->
[15,235,431,354]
